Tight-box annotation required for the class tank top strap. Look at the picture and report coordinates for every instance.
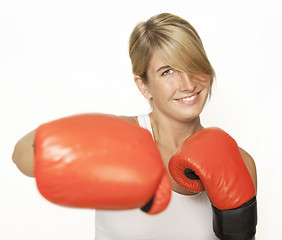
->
[137,114,154,140]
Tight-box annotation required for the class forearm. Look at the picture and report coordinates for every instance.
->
[12,130,35,177]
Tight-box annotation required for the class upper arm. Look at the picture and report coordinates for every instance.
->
[236,148,257,240]
[119,115,139,125]
[12,130,35,177]
[239,147,257,194]
[12,115,138,178]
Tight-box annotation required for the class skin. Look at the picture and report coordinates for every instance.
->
[12,129,35,177]
[134,52,257,195]
[12,51,257,239]
[12,51,257,193]
[135,52,257,239]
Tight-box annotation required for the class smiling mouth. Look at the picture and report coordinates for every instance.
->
[175,91,201,102]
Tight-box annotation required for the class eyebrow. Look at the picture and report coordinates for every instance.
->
[156,65,171,73]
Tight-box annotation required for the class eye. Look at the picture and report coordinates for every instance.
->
[161,69,174,76]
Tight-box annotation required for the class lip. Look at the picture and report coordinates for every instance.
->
[174,91,201,105]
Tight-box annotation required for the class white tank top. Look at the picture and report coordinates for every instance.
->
[95,114,217,240]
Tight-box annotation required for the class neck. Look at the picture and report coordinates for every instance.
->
[149,111,203,149]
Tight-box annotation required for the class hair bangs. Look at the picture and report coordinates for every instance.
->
[155,28,212,78]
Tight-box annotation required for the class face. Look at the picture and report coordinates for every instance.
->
[135,52,210,122]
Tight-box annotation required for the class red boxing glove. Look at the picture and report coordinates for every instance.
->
[34,114,171,215]
[169,128,257,239]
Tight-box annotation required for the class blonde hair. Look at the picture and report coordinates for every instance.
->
[129,13,215,94]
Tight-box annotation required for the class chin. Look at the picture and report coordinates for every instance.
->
[170,109,202,123]
[177,103,205,119]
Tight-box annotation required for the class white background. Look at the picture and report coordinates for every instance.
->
[1,0,281,239]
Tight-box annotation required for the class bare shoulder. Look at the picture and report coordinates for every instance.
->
[238,147,257,193]
[118,115,139,125]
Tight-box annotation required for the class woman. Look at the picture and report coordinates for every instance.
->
[13,13,257,240]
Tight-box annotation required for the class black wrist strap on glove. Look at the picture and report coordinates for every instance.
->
[212,196,257,240]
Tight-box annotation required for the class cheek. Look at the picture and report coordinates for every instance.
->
[150,81,176,98]
[198,79,210,90]
[161,82,179,99]
[192,74,210,88]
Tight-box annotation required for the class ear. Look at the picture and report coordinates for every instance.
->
[134,75,152,99]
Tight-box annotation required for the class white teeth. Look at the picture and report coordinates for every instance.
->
[182,94,197,101]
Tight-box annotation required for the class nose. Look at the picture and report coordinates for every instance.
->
[179,72,197,92]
